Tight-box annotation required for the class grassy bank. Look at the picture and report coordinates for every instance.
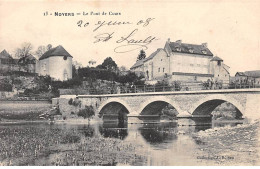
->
[0,124,146,166]
[0,111,47,121]
[0,100,52,121]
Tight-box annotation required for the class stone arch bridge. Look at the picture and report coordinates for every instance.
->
[58,88,260,121]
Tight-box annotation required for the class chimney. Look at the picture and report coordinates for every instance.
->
[176,40,182,45]
[167,38,171,43]
[202,43,208,48]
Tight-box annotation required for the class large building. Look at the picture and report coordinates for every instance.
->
[38,45,73,81]
[0,50,15,72]
[235,70,260,85]
[130,39,230,85]
[0,50,37,73]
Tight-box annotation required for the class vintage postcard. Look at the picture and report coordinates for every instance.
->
[0,0,260,166]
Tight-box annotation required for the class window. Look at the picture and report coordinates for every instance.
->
[217,61,221,66]
[64,72,68,80]
[161,59,163,61]
[43,63,47,72]
[163,68,165,72]
[202,50,207,54]
[158,68,160,72]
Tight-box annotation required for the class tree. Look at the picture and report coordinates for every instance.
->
[35,44,53,59]
[47,44,52,50]
[15,42,33,59]
[73,61,83,69]
[35,46,46,59]
[72,61,83,77]
[137,49,146,61]
[77,106,95,124]
[161,105,178,120]
[119,66,127,72]
[96,64,106,69]
[101,57,118,71]
[15,42,34,71]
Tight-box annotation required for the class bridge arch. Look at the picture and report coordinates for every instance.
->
[98,98,132,114]
[189,94,244,117]
[138,96,182,116]
[97,98,131,123]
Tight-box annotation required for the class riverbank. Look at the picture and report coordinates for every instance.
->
[0,100,52,121]
[0,122,147,166]
[193,120,260,165]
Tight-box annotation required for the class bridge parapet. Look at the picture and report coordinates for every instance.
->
[56,88,260,121]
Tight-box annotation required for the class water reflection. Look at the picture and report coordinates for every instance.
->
[0,117,248,166]
[138,122,178,144]
[99,122,128,140]
[212,121,243,128]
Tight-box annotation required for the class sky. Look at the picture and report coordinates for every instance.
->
[0,0,260,76]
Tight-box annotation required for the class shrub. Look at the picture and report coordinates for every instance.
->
[162,105,178,119]
[0,82,12,91]
[155,80,169,87]
[73,98,81,107]
[68,98,73,105]
[171,81,182,91]
[0,78,12,91]
[77,106,95,123]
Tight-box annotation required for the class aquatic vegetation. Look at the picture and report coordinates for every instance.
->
[0,123,147,166]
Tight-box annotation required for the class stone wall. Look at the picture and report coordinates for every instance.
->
[56,89,260,120]
[56,96,101,120]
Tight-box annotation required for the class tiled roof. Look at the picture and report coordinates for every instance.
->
[130,49,163,69]
[18,54,37,64]
[39,45,73,60]
[210,56,223,61]
[0,50,13,59]
[236,72,247,76]
[169,42,213,56]
[26,54,36,60]
[130,60,144,69]
[236,71,260,78]
[144,49,163,62]
[244,70,260,78]
[89,59,96,63]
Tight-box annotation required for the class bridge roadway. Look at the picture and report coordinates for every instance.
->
[57,88,260,121]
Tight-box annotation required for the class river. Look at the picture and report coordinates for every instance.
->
[0,118,259,166]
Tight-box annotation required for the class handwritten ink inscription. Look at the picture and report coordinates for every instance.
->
[77,18,158,53]
[115,29,158,53]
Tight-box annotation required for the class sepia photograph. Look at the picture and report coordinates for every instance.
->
[0,0,260,166]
